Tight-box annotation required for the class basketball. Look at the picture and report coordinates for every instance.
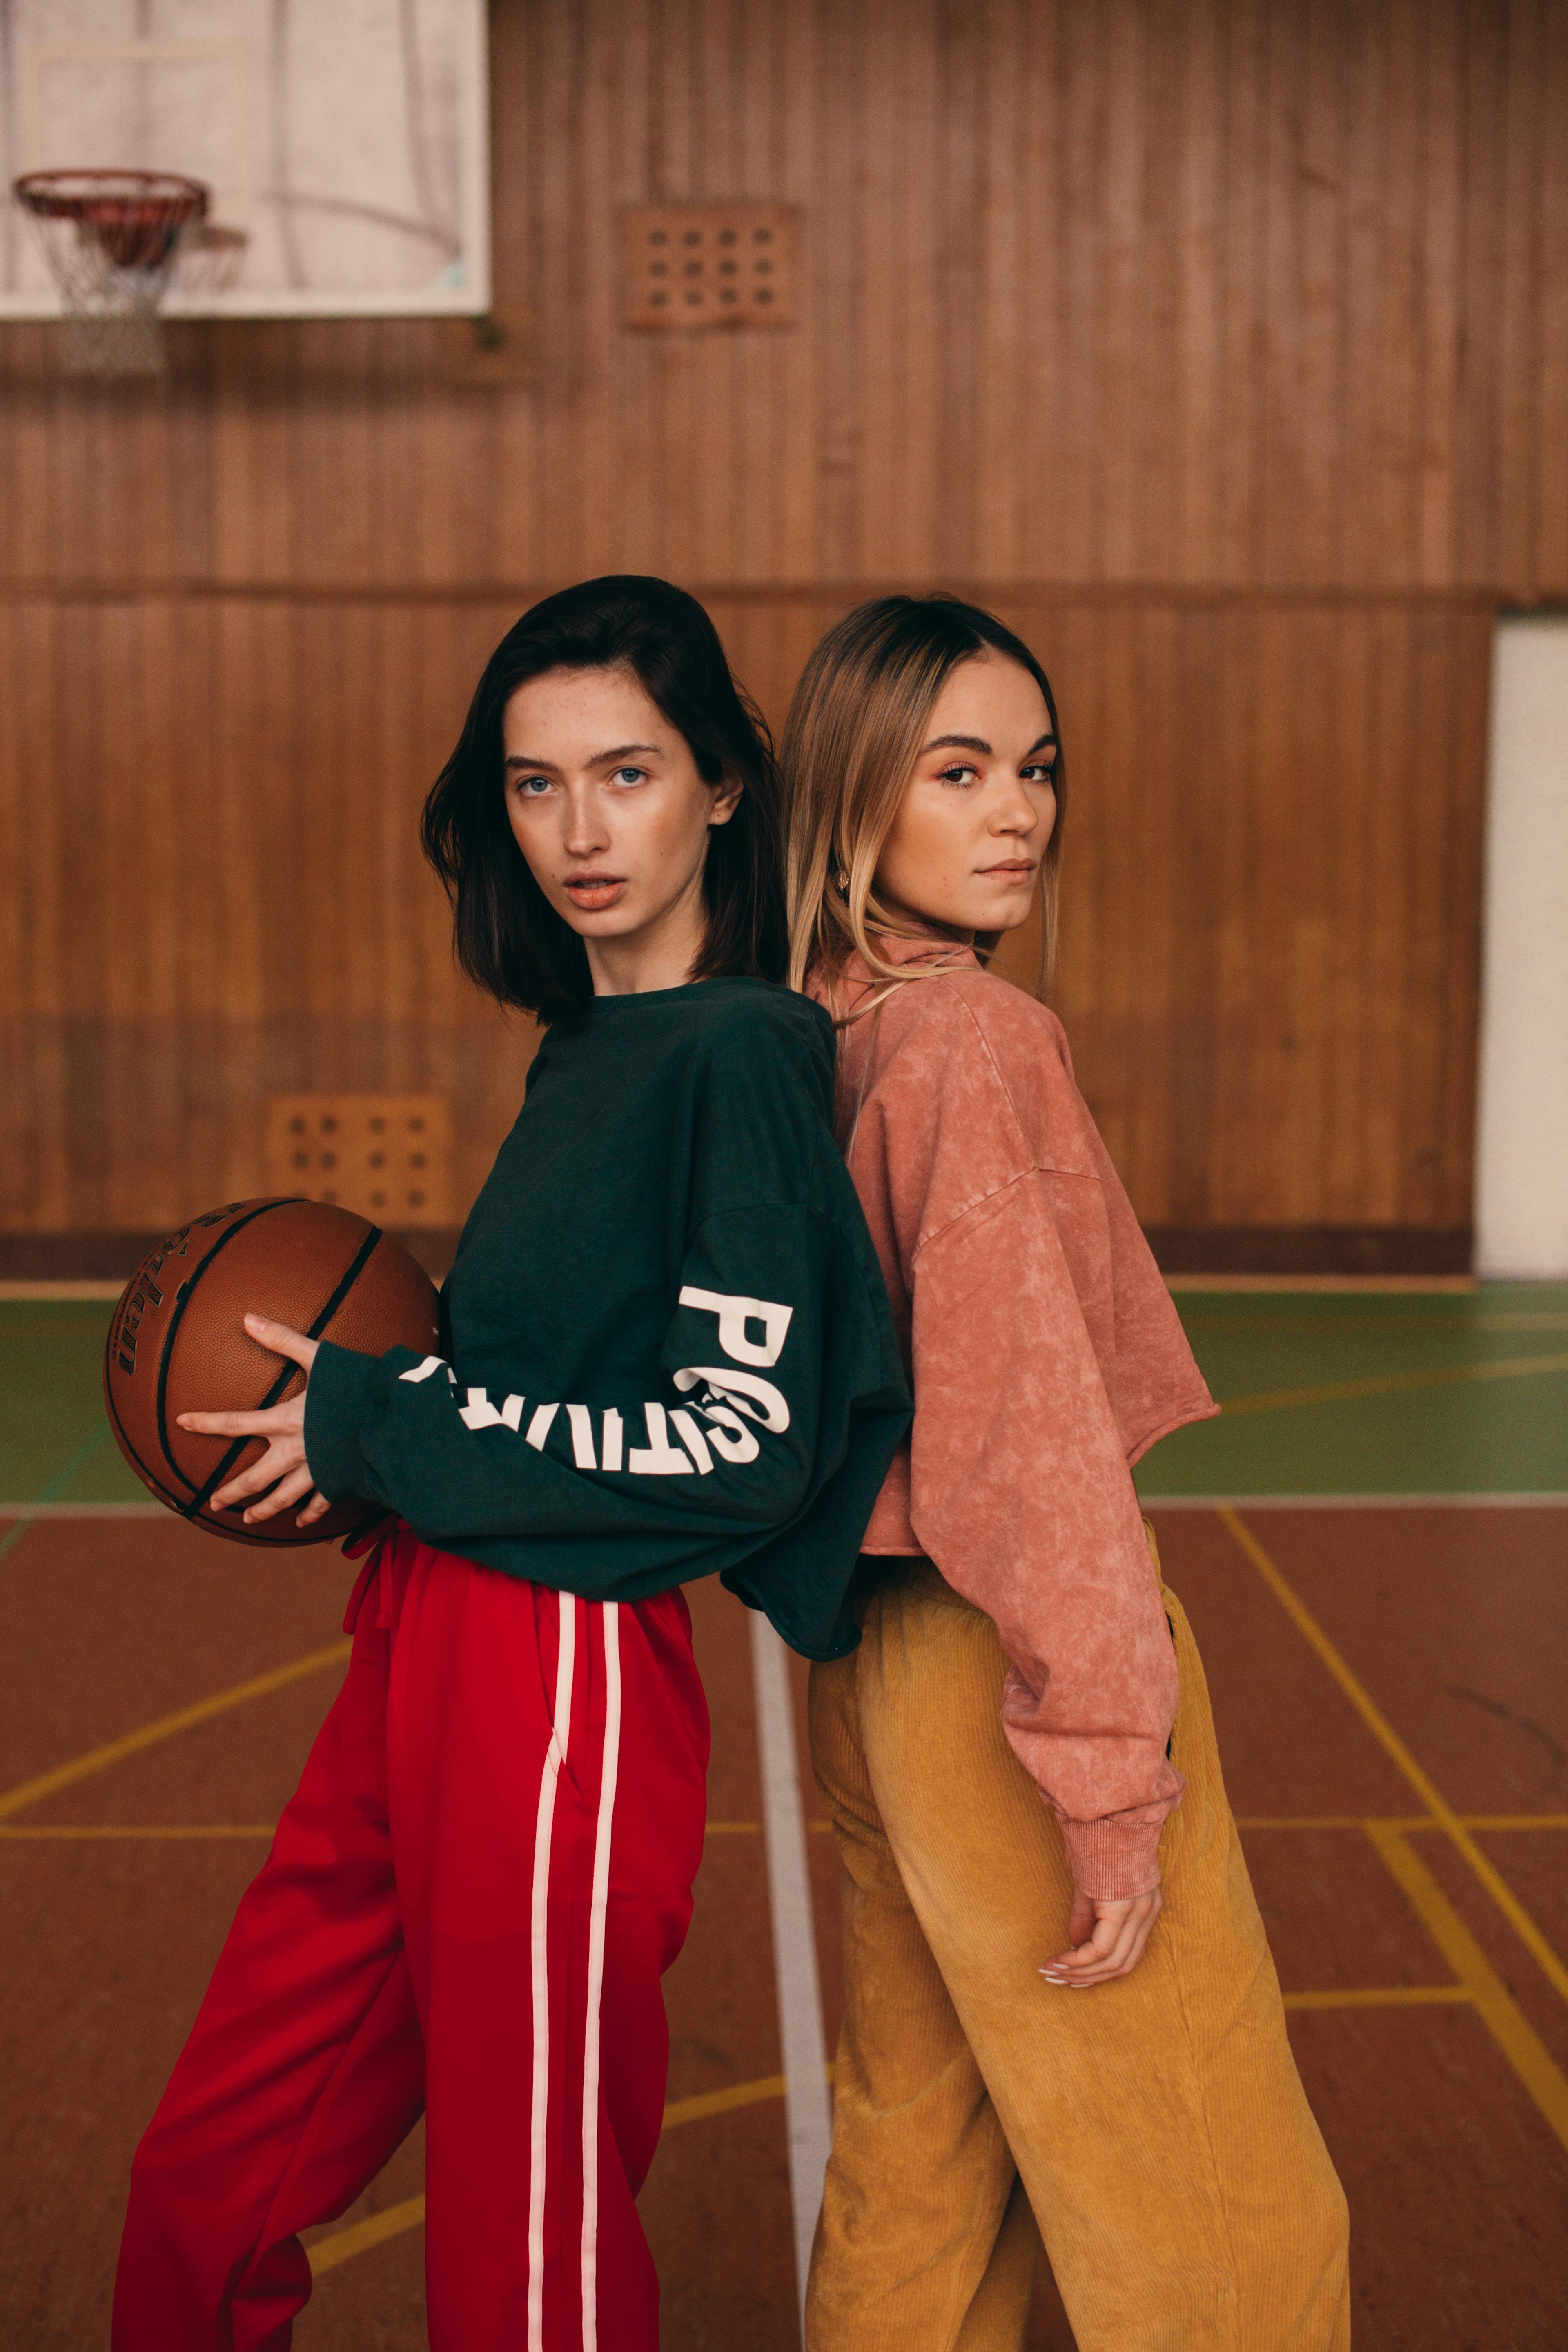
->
[103,1198,441,1548]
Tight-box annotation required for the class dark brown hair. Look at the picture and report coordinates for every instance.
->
[422,576,787,1022]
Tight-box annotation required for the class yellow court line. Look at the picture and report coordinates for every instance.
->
[1220,1509,1568,2013]
[1367,1825,1568,2153]
[1235,1815,1568,1833]
[0,1642,352,1823]
[1281,1984,1470,2011]
[307,2070,797,2277]
[4,1812,1564,1848]
[705,1820,833,1834]
[1217,1350,1568,1417]
[0,1824,277,1840]
[3,1813,1563,1848]
[1439,1814,1568,1833]
[307,2196,426,2276]
[664,2073,791,2127]
[1235,1815,1424,1831]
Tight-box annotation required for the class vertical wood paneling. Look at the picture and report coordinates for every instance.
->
[13,0,1559,595]
[2,0,1561,1247]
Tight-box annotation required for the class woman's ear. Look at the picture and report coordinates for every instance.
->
[707,770,745,828]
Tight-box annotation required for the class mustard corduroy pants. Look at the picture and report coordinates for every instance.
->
[806,1548,1350,2352]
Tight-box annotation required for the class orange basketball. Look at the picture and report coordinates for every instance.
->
[104,1199,441,1547]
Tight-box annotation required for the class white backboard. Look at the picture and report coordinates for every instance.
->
[0,0,489,317]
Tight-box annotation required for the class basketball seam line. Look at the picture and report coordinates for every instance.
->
[101,1370,184,1513]
[178,1222,385,1524]
[151,1203,303,1499]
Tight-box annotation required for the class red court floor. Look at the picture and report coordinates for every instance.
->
[0,1500,1564,2348]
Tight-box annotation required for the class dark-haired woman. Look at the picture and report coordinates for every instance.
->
[112,577,909,2352]
[784,595,1349,2350]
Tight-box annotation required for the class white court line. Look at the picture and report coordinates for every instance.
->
[1137,1492,1568,1509]
[750,1613,831,2340]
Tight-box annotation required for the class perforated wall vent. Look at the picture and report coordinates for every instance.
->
[624,203,795,329]
[264,1094,453,1229]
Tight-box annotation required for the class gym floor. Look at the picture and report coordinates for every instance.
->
[2,1281,1565,2350]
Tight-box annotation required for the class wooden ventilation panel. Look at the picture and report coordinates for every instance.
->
[265,1094,453,1228]
[624,204,795,329]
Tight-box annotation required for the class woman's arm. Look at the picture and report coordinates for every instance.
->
[184,1200,899,1626]
[907,1173,1185,1906]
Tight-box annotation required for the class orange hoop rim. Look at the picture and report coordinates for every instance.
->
[13,169,209,226]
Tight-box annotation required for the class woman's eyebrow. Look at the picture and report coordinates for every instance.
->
[919,731,1059,757]
[502,741,662,771]
[591,742,663,766]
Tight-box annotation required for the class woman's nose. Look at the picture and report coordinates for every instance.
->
[990,784,1038,835]
[562,785,609,851]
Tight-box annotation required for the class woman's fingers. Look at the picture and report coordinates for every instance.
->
[177,1409,279,1439]
[179,1398,305,1445]
[170,1340,319,1524]
[244,1314,319,1373]
[209,1443,305,1512]
[1041,1889,1163,1987]
[176,1325,315,1445]
[1043,1903,1132,1975]
[1063,1890,1096,1950]
[241,1464,317,1524]
[295,1490,333,1526]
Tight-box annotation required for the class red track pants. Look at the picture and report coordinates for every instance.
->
[111,1527,710,2352]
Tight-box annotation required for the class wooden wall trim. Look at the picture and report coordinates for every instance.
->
[1145,1227,1474,1278]
[0,579,1517,613]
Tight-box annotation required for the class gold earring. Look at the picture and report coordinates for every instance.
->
[834,864,850,895]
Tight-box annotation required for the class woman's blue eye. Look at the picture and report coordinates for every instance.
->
[517,775,552,795]
[610,766,647,785]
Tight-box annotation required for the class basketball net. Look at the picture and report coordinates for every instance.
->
[12,170,213,380]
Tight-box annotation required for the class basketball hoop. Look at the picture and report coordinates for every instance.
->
[12,169,209,379]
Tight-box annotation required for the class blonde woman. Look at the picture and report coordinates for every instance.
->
[782,595,1349,2352]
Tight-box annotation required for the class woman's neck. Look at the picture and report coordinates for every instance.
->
[868,895,976,948]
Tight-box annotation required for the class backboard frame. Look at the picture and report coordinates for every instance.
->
[0,1,490,321]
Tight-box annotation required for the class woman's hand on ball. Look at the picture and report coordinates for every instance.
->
[176,1314,332,1527]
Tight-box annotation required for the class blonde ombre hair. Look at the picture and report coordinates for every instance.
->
[782,594,1065,1008]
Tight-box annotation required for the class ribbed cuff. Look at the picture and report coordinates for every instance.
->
[303,1340,381,1501]
[1058,1815,1166,1904]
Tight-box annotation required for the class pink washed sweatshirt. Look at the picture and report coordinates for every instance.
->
[810,933,1218,1901]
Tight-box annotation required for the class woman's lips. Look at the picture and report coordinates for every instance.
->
[564,874,627,909]
[978,862,1036,880]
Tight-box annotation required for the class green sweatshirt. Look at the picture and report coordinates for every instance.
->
[305,978,911,1659]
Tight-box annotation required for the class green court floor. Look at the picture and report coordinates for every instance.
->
[1,1284,1565,1511]
[1139,1283,1568,1497]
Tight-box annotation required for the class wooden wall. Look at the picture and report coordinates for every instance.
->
[3,0,1564,1261]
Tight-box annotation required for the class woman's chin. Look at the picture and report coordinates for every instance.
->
[557,892,637,934]
[974,883,1038,934]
